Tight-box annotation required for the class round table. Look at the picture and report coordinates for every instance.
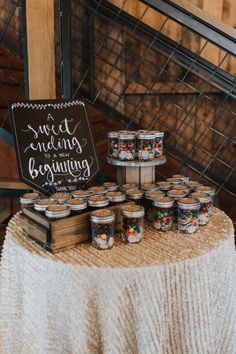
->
[0,209,236,354]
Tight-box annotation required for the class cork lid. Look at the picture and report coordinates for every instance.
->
[172,174,186,179]
[141,183,157,190]
[103,182,117,188]
[157,181,171,187]
[153,196,174,207]
[196,186,215,195]
[65,198,86,205]
[106,191,122,197]
[121,205,144,218]
[47,205,68,212]
[90,209,115,222]
[126,189,144,199]
[35,199,54,206]
[172,185,189,191]
[185,181,202,187]
[166,178,182,184]
[167,190,187,199]
[73,190,91,197]
[22,193,39,200]
[51,192,70,199]
[177,197,200,210]
[191,192,211,203]
[122,183,138,190]
[89,186,106,193]
[145,190,164,199]
[89,195,106,201]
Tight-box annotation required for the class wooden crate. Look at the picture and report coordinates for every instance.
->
[20,201,133,253]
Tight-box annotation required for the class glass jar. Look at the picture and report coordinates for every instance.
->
[153,197,174,231]
[72,190,92,199]
[120,205,144,244]
[166,177,183,187]
[125,188,144,206]
[106,191,126,206]
[118,132,136,160]
[65,198,87,215]
[122,183,138,192]
[167,189,188,222]
[172,174,189,183]
[89,186,107,195]
[140,183,158,192]
[191,192,212,225]
[45,204,71,219]
[177,197,200,234]
[156,181,171,193]
[51,192,71,204]
[107,131,119,159]
[144,190,165,222]
[195,186,215,216]
[20,192,40,209]
[34,198,54,213]
[88,195,109,209]
[90,209,115,250]
[137,132,155,161]
[103,182,119,192]
[151,131,164,157]
[171,185,189,194]
[185,181,202,191]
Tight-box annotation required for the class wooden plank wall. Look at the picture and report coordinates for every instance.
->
[109,0,236,74]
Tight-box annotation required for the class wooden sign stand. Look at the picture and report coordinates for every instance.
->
[107,156,166,186]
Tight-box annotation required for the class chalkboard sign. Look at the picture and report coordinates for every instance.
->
[10,100,100,194]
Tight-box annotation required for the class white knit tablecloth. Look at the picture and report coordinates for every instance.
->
[0,209,236,354]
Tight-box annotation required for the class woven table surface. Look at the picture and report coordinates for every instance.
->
[7,207,234,268]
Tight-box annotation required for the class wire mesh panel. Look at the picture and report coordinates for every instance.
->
[66,0,236,226]
[0,0,25,131]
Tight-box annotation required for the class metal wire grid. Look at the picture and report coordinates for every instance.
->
[0,0,25,131]
[69,0,236,193]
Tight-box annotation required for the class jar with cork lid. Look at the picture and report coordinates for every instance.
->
[90,209,115,250]
[153,197,174,231]
[118,132,136,160]
[137,132,155,161]
[45,205,71,219]
[167,189,188,222]
[185,181,202,191]
[20,192,40,209]
[103,182,119,192]
[72,190,92,199]
[51,192,71,204]
[107,131,119,159]
[195,186,215,216]
[88,195,109,210]
[120,205,144,244]
[191,192,212,225]
[106,191,126,206]
[144,189,165,222]
[166,177,183,187]
[65,198,87,215]
[125,188,144,206]
[177,197,200,234]
[156,181,171,193]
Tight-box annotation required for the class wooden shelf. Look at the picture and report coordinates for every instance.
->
[0,178,31,190]
[125,81,220,95]
[107,155,166,167]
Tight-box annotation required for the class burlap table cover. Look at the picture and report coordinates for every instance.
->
[0,209,236,354]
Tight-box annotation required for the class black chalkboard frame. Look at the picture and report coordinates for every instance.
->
[9,99,100,194]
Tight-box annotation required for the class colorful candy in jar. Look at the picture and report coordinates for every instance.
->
[137,132,156,161]
[108,132,119,159]
[120,205,144,244]
[144,189,165,222]
[191,192,212,225]
[167,189,188,222]
[90,209,115,250]
[153,197,174,231]
[118,132,136,161]
[195,186,215,216]
[125,188,144,206]
[150,131,164,157]
[172,174,189,183]
[177,197,200,234]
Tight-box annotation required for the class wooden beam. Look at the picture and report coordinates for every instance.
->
[0,178,30,190]
[25,0,56,99]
